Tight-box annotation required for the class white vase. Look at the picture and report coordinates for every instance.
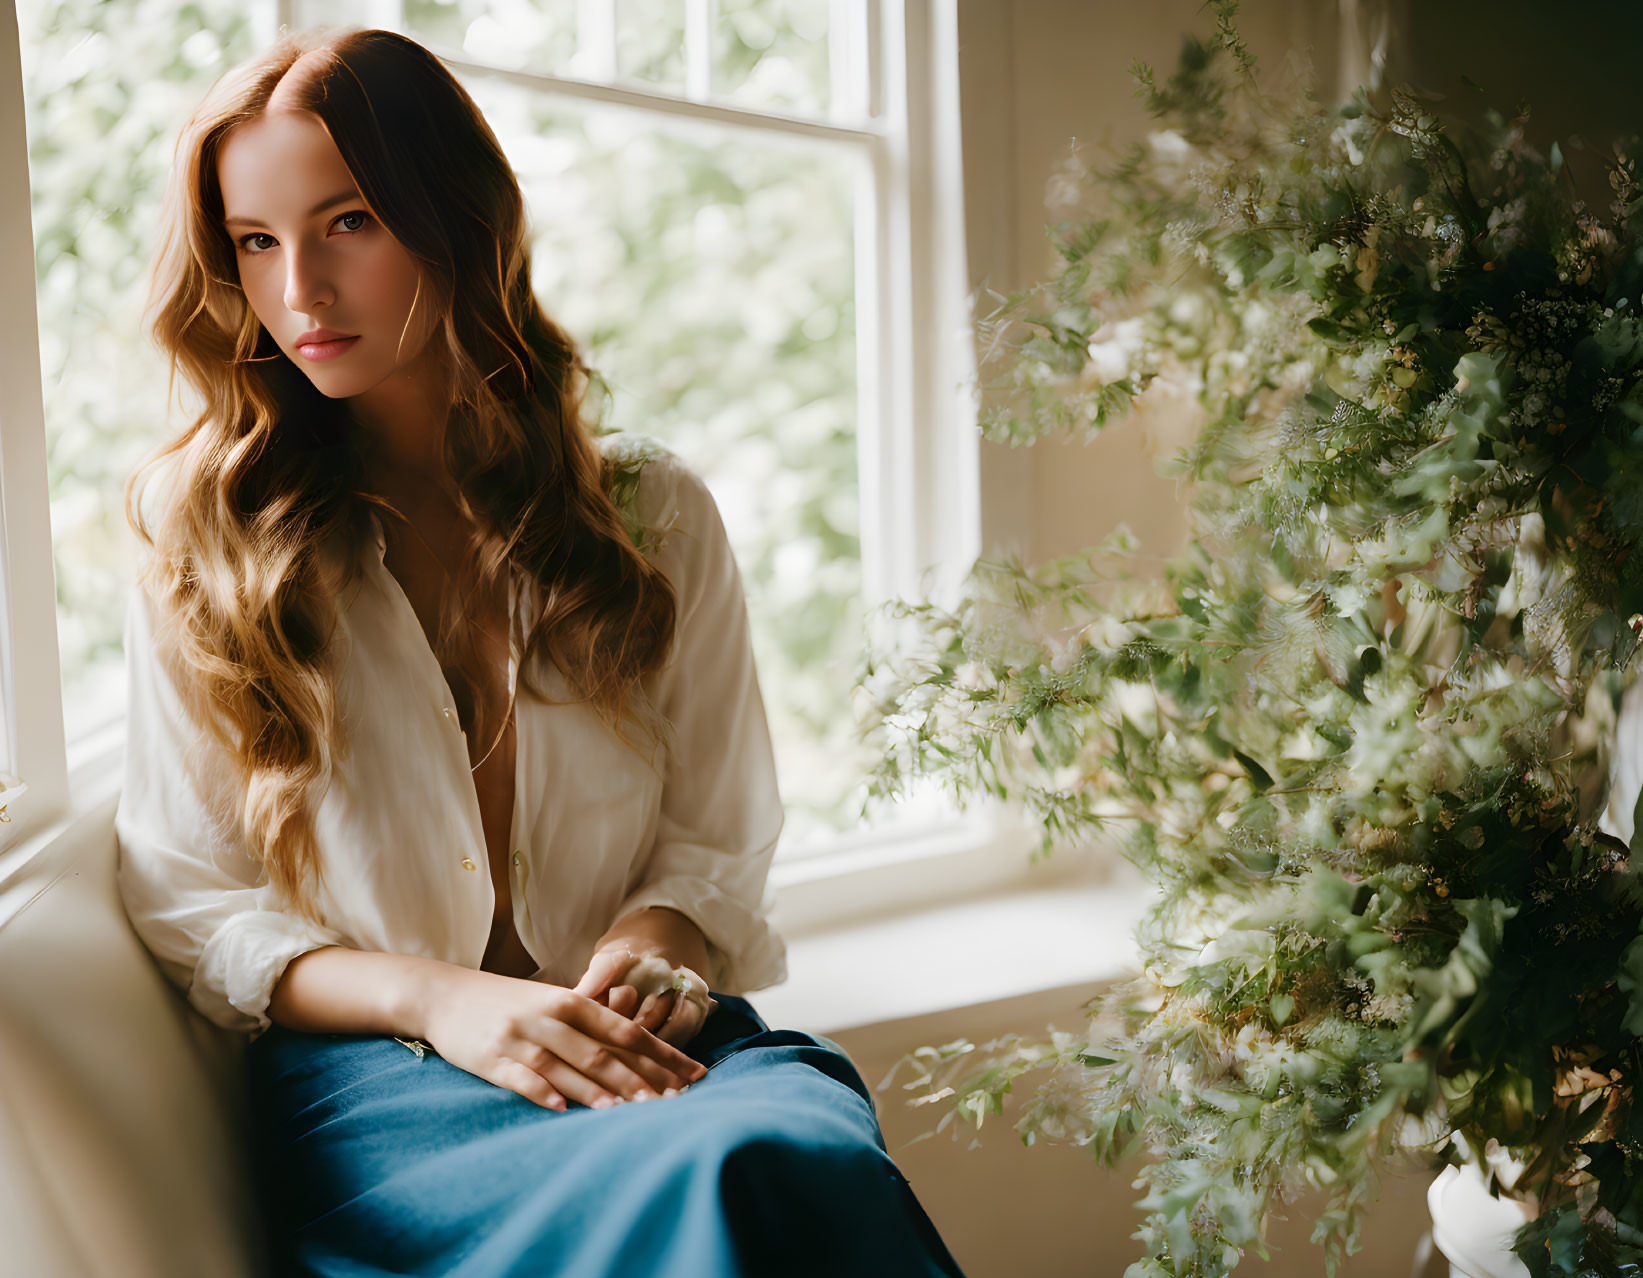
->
[1427,1162,1534,1278]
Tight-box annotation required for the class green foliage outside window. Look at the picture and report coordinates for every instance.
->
[20,0,260,735]
[397,0,834,117]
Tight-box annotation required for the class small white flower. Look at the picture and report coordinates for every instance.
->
[1332,122,1366,165]
[1084,318,1147,385]
[1148,129,1193,160]
[1080,615,1139,652]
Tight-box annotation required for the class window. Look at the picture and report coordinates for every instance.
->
[6,0,983,879]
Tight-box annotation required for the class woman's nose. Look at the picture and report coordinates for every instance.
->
[283,242,335,314]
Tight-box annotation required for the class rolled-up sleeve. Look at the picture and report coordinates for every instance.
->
[612,456,788,994]
[114,588,344,1037]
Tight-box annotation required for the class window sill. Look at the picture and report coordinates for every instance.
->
[767,799,1102,935]
[758,853,1152,1038]
[0,718,124,920]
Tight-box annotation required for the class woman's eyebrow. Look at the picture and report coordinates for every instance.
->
[224,190,362,228]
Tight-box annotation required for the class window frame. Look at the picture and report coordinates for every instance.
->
[0,2,67,861]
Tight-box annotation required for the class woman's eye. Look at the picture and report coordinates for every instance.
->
[232,212,369,254]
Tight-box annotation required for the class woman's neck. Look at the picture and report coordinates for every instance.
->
[349,343,454,500]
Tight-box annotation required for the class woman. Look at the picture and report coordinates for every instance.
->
[113,25,965,1278]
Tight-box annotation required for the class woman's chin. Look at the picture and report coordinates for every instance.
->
[297,368,378,400]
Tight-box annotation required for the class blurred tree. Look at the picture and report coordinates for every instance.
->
[19,0,260,738]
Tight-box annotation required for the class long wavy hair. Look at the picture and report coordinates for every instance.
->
[128,27,678,924]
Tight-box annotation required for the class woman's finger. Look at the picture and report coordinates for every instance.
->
[637,990,677,1035]
[567,1031,690,1100]
[519,1051,628,1111]
[572,947,634,1002]
[531,1011,699,1098]
[637,984,703,1049]
[555,993,704,1081]
[518,1026,670,1102]
[657,968,713,1045]
[657,994,708,1048]
[607,984,641,1018]
[492,1059,571,1112]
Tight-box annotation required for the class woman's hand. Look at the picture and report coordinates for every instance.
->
[576,906,719,1048]
[574,944,718,1049]
[416,965,707,1112]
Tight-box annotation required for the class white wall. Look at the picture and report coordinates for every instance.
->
[962,0,1338,568]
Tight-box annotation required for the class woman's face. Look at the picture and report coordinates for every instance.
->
[217,108,438,401]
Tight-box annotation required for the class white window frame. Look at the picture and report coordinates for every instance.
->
[0,2,68,862]
[3,0,1037,931]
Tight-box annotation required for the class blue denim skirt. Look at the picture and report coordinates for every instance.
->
[245,993,967,1277]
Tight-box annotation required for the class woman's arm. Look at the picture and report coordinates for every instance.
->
[266,944,450,1037]
[590,906,711,977]
[265,917,706,1039]
[567,452,787,1050]
[114,588,349,1034]
[269,943,707,1110]
[597,456,788,996]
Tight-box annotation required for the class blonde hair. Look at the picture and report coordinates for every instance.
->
[128,27,677,923]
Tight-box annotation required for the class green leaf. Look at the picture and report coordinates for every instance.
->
[1619,935,1643,1038]
[1231,748,1274,791]
[1306,316,1355,347]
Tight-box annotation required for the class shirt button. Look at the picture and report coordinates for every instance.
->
[441,706,457,724]
[512,850,522,866]
[461,858,477,871]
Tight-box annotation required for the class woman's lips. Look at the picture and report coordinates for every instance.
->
[296,335,360,362]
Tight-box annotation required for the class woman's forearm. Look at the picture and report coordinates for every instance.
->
[267,945,458,1039]
[594,907,712,982]
[270,911,710,1039]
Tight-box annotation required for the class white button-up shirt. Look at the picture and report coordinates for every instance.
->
[114,435,787,1038]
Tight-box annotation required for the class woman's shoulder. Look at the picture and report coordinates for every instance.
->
[594,430,716,560]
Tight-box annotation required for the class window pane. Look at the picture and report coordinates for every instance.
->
[615,0,687,93]
[461,74,867,851]
[399,0,580,76]
[390,0,846,121]
[714,0,833,119]
[18,0,263,742]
